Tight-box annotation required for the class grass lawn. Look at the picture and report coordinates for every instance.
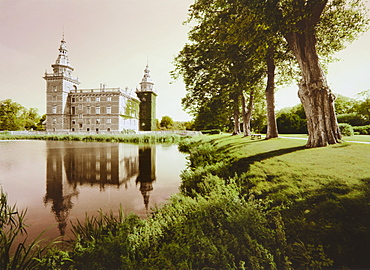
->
[186,134,370,268]
[276,133,370,143]
[196,134,370,200]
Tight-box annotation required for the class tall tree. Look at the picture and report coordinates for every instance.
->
[0,99,26,131]
[0,99,41,131]
[279,0,368,147]
[180,0,300,139]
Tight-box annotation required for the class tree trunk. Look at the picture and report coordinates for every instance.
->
[285,28,341,148]
[232,95,241,135]
[265,46,279,139]
[242,91,254,137]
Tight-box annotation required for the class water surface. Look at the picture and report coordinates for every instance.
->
[0,140,186,240]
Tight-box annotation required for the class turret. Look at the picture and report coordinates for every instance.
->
[136,65,157,131]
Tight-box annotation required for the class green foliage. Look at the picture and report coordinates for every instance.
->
[191,95,234,132]
[68,209,144,269]
[201,129,221,135]
[3,134,370,269]
[35,248,73,270]
[0,99,41,131]
[0,190,58,269]
[177,135,370,268]
[276,105,307,134]
[159,115,174,129]
[0,133,184,144]
[290,240,333,270]
[338,123,354,136]
[353,125,370,135]
[334,94,356,114]
[122,99,139,119]
[354,95,370,124]
[137,185,290,270]
[337,113,366,126]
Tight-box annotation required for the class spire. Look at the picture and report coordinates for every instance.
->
[55,37,70,67]
[141,64,152,83]
[46,36,79,85]
[138,64,155,92]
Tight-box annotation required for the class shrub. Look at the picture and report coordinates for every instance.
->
[338,123,354,136]
[277,113,307,134]
[353,125,370,135]
[201,129,221,135]
[337,113,365,126]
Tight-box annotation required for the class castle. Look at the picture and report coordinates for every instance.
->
[44,37,157,133]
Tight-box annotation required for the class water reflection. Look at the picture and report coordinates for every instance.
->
[44,142,156,236]
[136,146,156,210]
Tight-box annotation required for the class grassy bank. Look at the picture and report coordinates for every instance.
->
[2,134,370,269]
[0,133,185,144]
[178,135,370,269]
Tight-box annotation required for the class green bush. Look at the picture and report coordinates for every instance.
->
[201,129,221,135]
[353,125,370,135]
[136,186,291,270]
[337,113,365,126]
[338,123,354,136]
[276,112,307,134]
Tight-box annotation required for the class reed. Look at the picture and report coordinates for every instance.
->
[0,133,186,144]
[0,190,60,269]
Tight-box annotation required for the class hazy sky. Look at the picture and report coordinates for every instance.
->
[0,0,369,121]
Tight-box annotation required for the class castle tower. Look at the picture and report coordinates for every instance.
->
[136,65,157,131]
[44,37,80,132]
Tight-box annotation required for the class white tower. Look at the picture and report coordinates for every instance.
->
[44,37,80,132]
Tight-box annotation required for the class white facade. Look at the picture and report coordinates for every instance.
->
[44,38,143,133]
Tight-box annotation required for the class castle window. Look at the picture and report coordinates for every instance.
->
[72,120,76,125]
[107,128,111,132]
[87,106,91,114]
[52,106,56,114]
[107,96,111,101]
[79,114,83,119]
[53,86,57,92]
[86,118,91,124]
[79,124,83,128]
[71,107,76,115]
[96,106,100,114]
[96,97,100,102]
[79,104,83,110]
[72,98,75,102]
[107,106,111,114]
[52,118,56,124]
[91,97,95,102]
[106,118,111,124]
[79,97,83,101]
[87,128,90,131]
[87,97,91,102]
[96,119,100,124]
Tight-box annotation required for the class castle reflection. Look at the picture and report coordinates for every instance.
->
[44,141,156,236]
[136,146,156,210]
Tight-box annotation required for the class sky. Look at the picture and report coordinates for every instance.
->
[0,0,369,121]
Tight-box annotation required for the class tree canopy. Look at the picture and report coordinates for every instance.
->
[0,99,43,131]
[174,0,368,147]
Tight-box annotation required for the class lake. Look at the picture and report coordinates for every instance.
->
[0,140,187,241]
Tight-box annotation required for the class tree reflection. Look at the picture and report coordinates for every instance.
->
[44,142,156,236]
